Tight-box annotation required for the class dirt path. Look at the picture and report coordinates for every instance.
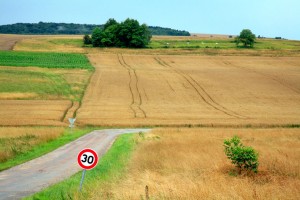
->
[0,129,150,200]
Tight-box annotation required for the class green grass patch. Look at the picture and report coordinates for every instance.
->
[0,51,93,69]
[0,127,96,171]
[0,69,72,99]
[25,133,137,200]
[150,39,234,49]
[149,38,300,50]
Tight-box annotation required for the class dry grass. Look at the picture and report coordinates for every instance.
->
[87,128,300,200]
[77,54,300,127]
[0,126,64,162]
[0,100,71,126]
[0,92,38,100]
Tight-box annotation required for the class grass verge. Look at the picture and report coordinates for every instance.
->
[0,127,95,171]
[25,133,137,200]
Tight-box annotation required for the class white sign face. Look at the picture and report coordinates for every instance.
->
[69,118,76,128]
[69,118,76,124]
[77,149,98,170]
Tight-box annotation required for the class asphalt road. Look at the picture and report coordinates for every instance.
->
[0,129,150,200]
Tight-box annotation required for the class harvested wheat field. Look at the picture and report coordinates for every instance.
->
[14,35,85,53]
[86,128,300,200]
[0,100,71,126]
[77,54,300,126]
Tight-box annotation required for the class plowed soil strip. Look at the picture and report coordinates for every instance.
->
[0,129,150,200]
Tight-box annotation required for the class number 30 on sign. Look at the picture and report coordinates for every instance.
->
[77,149,98,170]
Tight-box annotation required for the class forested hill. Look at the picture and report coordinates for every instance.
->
[0,22,190,36]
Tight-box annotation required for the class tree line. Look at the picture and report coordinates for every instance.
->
[0,22,190,36]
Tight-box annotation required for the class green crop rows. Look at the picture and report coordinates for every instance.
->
[0,51,93,69]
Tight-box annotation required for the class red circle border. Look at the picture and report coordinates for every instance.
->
[77,148,99,170]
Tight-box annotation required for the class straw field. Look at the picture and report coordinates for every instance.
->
[0,100,71,126]
[77,54,300,127]
[86,128,300,200]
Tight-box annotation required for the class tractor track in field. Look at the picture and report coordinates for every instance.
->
[61,101,74,121]
[154,57,247,119]
[222,61,300,95]
[117,54,147,118]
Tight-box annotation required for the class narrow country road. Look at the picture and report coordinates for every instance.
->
[0,129,150,200]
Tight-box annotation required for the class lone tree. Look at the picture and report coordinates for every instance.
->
[235,29,256,48]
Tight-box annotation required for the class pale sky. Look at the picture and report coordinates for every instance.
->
[0,0,299,40]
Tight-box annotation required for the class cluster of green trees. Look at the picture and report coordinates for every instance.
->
[84,18,152,48]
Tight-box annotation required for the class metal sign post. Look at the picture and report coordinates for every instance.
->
[79,169,86,191]
[77,149,99,191]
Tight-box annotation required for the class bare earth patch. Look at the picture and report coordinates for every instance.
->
[0,34,32,50]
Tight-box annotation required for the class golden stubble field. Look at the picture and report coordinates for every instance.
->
[77,53,300,127]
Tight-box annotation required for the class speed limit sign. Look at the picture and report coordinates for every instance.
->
[77,149,98,170]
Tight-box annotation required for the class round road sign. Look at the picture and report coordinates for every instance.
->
[77,149,98,170]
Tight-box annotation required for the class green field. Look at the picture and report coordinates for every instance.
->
[0,69,71,99]
[0,51,93,100]
[149,38,300,50]
[30,37,300,50]
[0,67,92,101]
[0,51,93,69]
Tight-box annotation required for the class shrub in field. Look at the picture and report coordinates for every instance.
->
[224,136,259,174]
[83,34,92,45]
